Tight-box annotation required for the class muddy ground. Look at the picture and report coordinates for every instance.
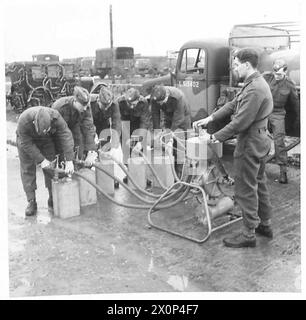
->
[6,115,301,298]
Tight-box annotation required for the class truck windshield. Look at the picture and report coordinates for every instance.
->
[179,48,205,74]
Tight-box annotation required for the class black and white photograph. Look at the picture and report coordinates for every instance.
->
[0,0,303,300]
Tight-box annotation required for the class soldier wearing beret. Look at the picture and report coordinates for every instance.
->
[263,59,300,184]
[52,86,98,164]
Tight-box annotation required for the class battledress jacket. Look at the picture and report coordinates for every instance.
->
[117,95,151,134]
[212,72,273,158]
[263,72,299,115]
[90,94,122,138]
[52,96,96,151]
[152,86,191,131]
[16,106,74,163]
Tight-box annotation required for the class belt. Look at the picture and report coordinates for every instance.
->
[248,126,267,133]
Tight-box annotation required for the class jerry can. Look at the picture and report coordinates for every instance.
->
[75,168,97,207]
[149,154,175,188]
[128,156,146,190]
[95,155,115,196]
[52,177,80,219]
[186,136,223,161]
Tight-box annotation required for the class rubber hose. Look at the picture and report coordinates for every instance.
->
[73,171,191,210]
[92,163,188,205]
[137,151,168,190]
[98,154,170,198]
[108,154,188,198]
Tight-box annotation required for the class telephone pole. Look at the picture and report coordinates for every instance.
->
[109,4,115,84]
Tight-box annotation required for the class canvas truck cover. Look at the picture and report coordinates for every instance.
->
[229,25,290,50]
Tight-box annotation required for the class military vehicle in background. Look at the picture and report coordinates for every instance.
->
[32,54,60,63]
[62,56,95,77]
[94,46,135,79]
[134,54,177,77]
[6,54,78,113]
[141,22,300,137]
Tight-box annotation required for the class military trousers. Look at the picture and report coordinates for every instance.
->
[234,153,272,230]
[269,112,287,166]
[17,136,58,201]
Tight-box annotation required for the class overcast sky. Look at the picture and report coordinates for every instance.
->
[3,0,303,62]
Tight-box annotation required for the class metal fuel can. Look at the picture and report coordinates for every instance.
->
[52,177,80,219]
[95,156,115,196]
[75,168,97,207]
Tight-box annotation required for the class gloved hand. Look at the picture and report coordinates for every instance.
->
[193,115,214,129]
[41,159,51,169]
[85,150,98,165]
[64,161,74,175]
[132,141,142,154]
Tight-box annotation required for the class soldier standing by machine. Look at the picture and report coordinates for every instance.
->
[263,59,300,184]
[194,48,273,248]
[52,86,98,165]
[16,106,75,216]
[151,85,191,177]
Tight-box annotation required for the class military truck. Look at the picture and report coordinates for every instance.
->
[94,47,135,79]
[141,22,300,137]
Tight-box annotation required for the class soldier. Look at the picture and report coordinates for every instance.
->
[90,86,122,149]
[151,85,191,132]
[151,85,191,177]
[16,106,75,216]
[194,48,273,248]
[52,86,97,165]
[263,59,300,184]
[117,87,151,154]
[90,86,122,188]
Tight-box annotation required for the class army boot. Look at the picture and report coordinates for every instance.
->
[255,224,273,238]
[279,165,288,184]
[223,232,256,248]
[25,199,37,216]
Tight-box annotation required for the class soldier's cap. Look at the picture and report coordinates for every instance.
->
[273,59,288,72]
[99,86,114,105]
[126,88,140,103]
[34,107,51,135]
[151,85,167,102]
[73,86,90,106]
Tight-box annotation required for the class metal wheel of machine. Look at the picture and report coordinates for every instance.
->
[199,164,224,199]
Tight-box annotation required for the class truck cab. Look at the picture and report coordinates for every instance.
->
[141,39,230,122]
[141,22,300,136]
[172,39,229,122]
